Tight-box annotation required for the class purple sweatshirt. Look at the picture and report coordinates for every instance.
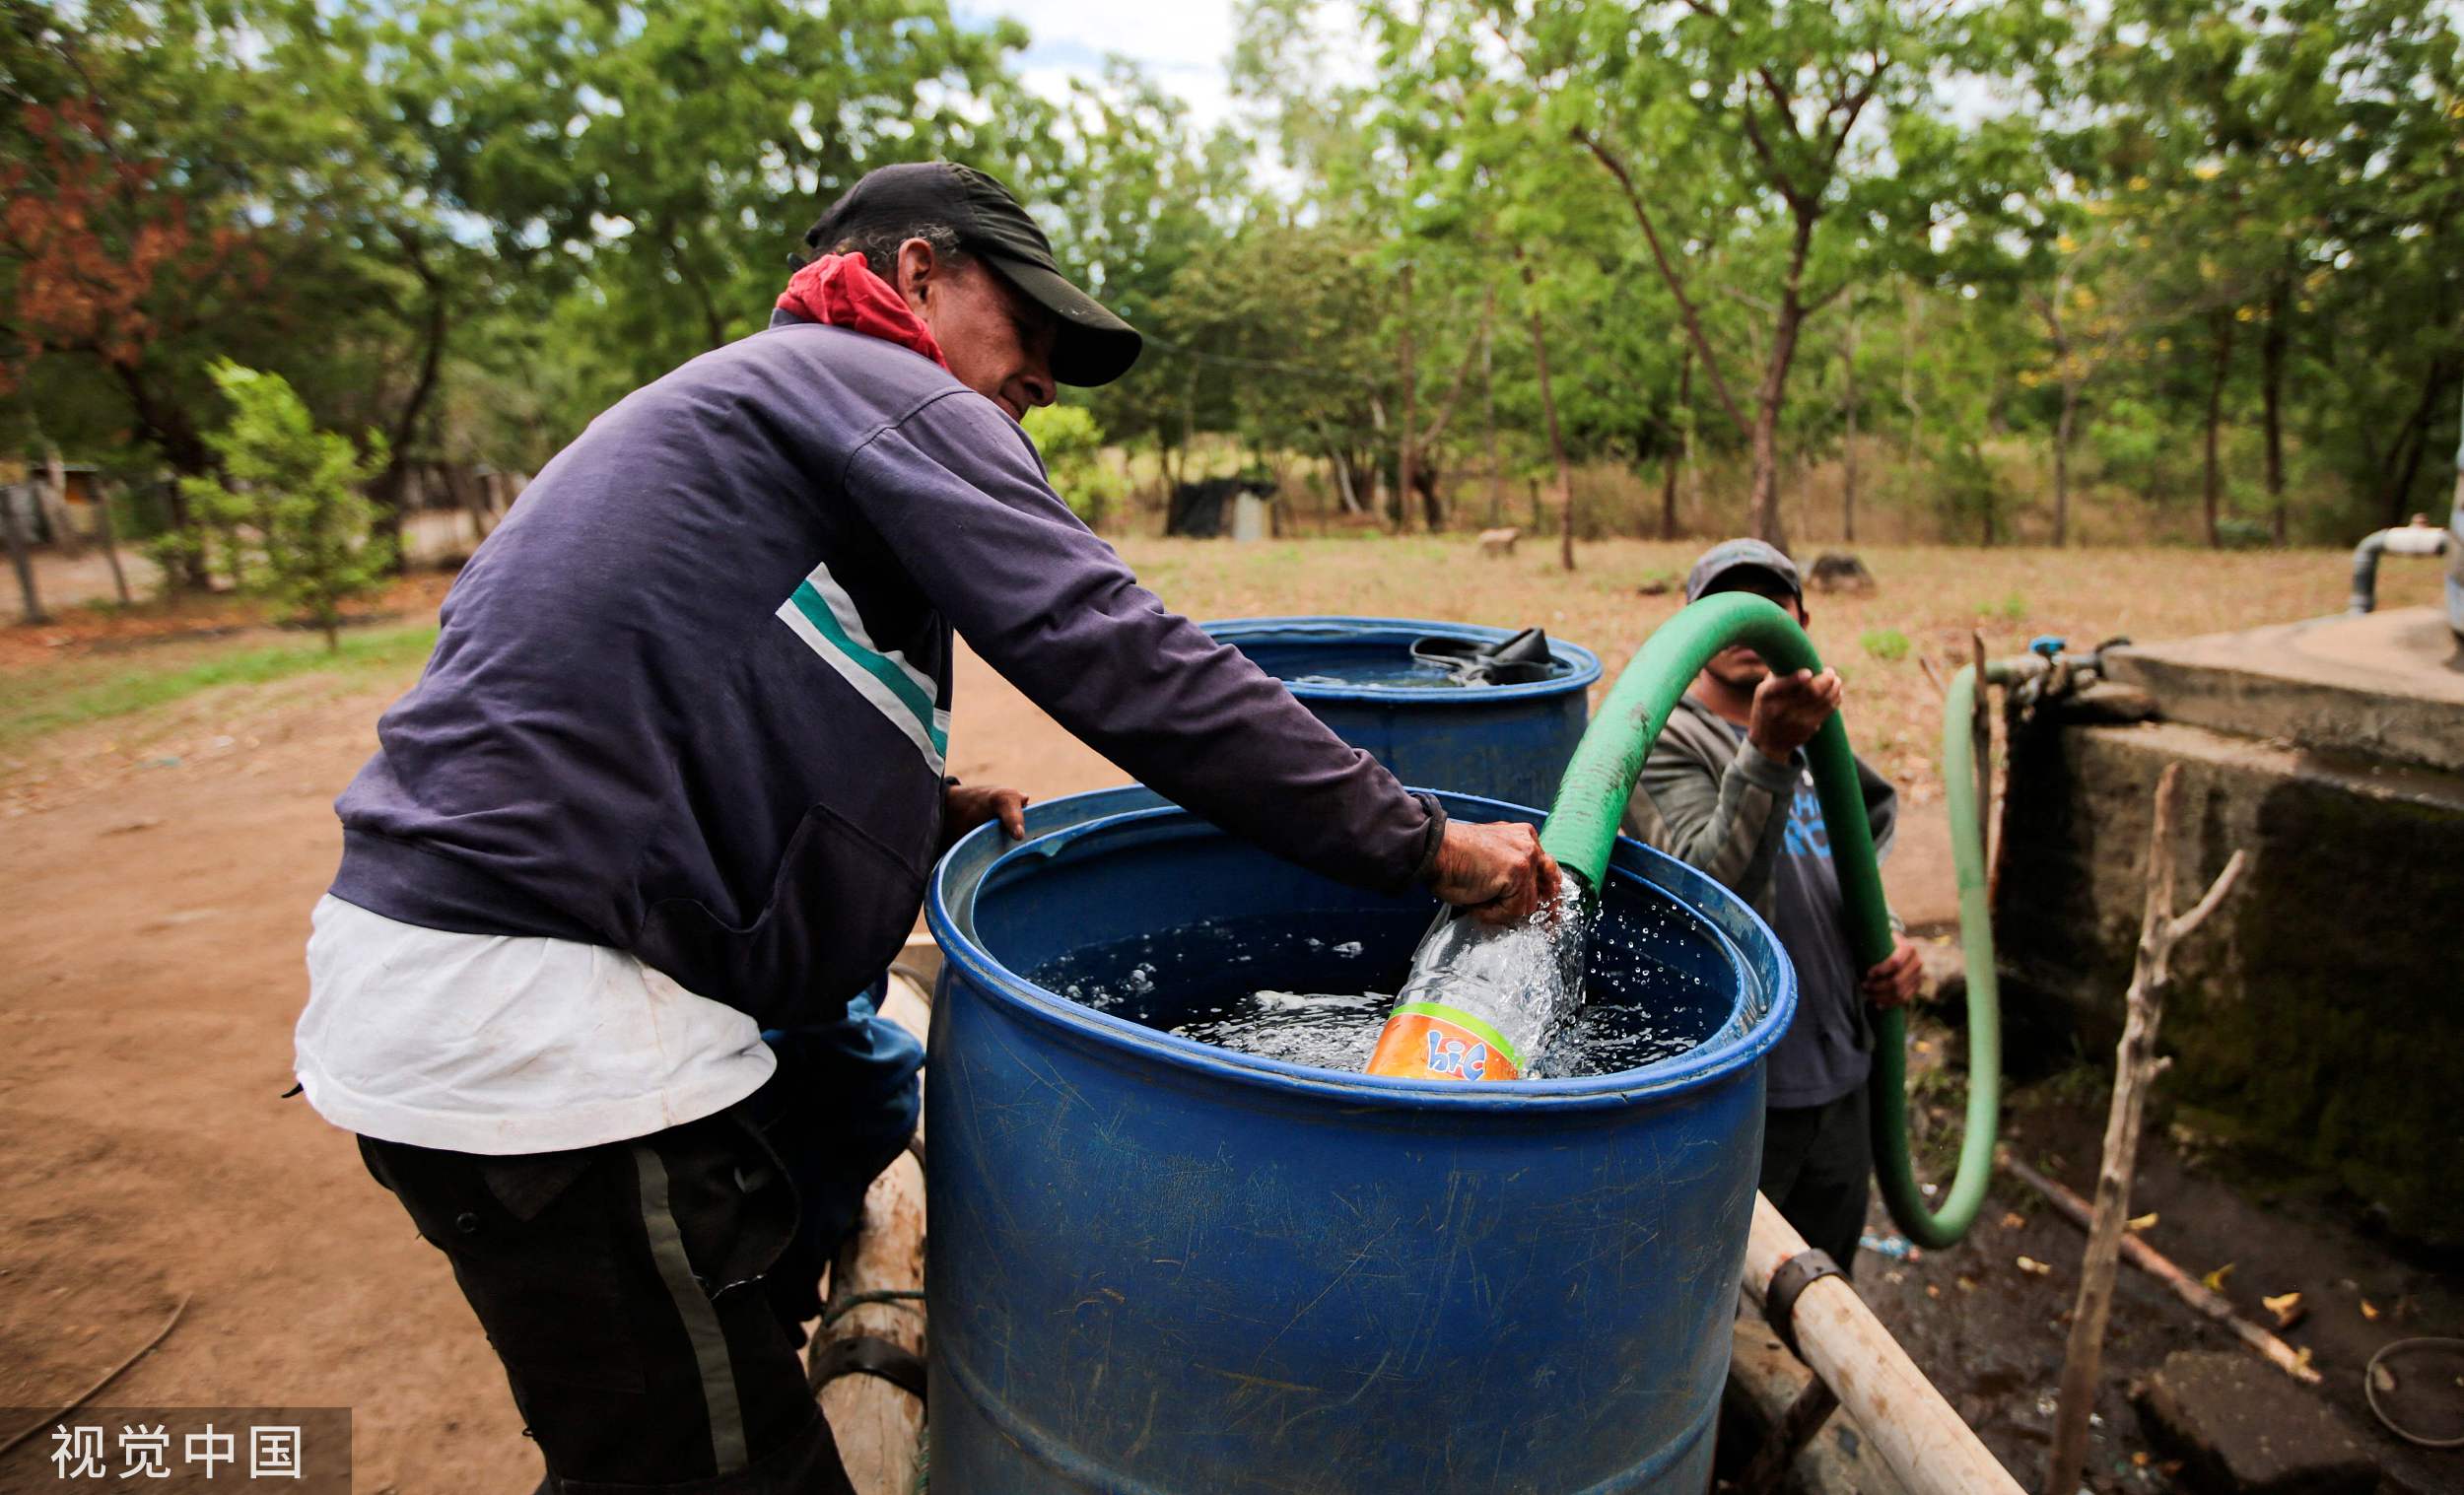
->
[330,315,1443,1027]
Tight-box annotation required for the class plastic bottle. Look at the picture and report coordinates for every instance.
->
[1363,886,1591,1082]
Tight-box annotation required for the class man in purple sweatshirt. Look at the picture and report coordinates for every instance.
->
[293,162,1555,1494]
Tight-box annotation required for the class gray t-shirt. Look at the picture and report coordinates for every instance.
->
[1726,723,1872,1109]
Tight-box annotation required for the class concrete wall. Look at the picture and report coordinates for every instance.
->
[1995,713,2464,1245]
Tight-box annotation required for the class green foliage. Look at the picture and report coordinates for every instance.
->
[176,364,393,647]
[1022,405,1129,526]
[1859,629,1911,662]
[7,0,2459,555]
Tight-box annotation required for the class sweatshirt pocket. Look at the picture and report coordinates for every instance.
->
[638,796,931,1029]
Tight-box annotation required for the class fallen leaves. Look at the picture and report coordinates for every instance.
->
[2017,1256,2054,1277]
[2261,1290,2305,1329]
[2126,1211,2157,1232]
[2201,1261,2235,1292]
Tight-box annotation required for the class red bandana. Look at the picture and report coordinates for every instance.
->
[775,253,949,370]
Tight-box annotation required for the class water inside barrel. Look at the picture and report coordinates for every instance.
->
[1028,896,1725,1079]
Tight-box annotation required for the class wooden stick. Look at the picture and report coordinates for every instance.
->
[1731,1375,1839,1495]
[2043,765,2246,1495]
[1744,1195,2026,1495]
[0,1294,190,1459]
[813,974,932,1495]
[2002,1154,2316,1388]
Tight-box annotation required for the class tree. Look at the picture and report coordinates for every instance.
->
[178,363,391,648]
[387,0,1040,418]
[1491,0,2057,551]
[1022,404,1127,527]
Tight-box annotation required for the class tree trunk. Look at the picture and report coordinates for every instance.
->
[1746,350,1799,553]
[2372,361,2448,525]
[1841,314,1860,545]
[1664,346,1692,541]
[1746,211,1820,554]
[2379,359,2455,525]
[2202,308,2235,549]
[112,365,214,589]
[2053,373,2080,550]
[366,233,453,574]
[96,480,132,606]
[38,445,80,558]
[2261,274,2289,546]
[1321,435,1363,516]
[1900,284,1924,470]
[4,485,50,625]
[1396,263,1418,536]
[1522,267,1576,573]
[1748,399,1788,553]
[1483,319,1504,528]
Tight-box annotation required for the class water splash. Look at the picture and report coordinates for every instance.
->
[1033,903,1711,1079]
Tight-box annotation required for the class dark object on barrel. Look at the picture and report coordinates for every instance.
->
[1808,551,1878,594]
[1411,626,1559,685]
[1165,475,1279,538]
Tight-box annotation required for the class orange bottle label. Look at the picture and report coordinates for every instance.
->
[1364,1004,1524,1082]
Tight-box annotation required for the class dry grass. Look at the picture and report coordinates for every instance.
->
[3,539,2438,804]
[1113,537,2447,799]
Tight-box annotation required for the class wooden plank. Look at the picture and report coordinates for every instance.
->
[814,973,931,1495]
[1743,1194,2025,1495]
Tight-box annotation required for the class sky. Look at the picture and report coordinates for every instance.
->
[955,0,1251,131]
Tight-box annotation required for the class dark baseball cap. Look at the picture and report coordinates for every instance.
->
[1684,538,1802,604]
[801,162,1142,387]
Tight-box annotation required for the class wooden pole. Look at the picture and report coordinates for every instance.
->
[1743,1194,2026,1495]
[96,480,132,606]
[2001,1154,2316,1388]
[2042,765,2247,1495]
[3,484,49,625]
[814,972,932,1495]
[1518,259,1576,573]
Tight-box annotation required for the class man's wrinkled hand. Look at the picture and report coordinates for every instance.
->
[1862,935,1924,1009]
[942,781,1029,850]
[1428,820,1562,925]
[1747,667,1844,764]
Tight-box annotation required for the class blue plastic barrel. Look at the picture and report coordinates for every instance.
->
[924,786,1795,1494]
[1200,617,1601,808]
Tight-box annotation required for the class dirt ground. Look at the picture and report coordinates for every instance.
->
[0,539,2453,1493]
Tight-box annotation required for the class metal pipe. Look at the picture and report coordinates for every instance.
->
[2350,524,2451,616]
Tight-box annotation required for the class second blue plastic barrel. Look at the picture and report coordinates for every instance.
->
[924,786,1795,1493]
[1201,617,1601,808]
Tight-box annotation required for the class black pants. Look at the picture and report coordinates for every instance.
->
[1758,1084,1872,1275]
[361,1053,915,1494]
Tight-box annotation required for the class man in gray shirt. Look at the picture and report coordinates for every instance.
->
[1623,539,1923,1270]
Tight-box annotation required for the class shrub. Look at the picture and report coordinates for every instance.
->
[175,363,392,648]
[1859,628,1911,661]
[1022,405,1129,527]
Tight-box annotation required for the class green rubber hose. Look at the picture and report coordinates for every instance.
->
[1538,591,2000,1249]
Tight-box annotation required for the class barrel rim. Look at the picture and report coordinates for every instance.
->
[926,785,1797,1113]
[1198,615,1605,706]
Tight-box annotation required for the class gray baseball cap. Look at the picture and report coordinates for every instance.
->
[1684,538,1802,604]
